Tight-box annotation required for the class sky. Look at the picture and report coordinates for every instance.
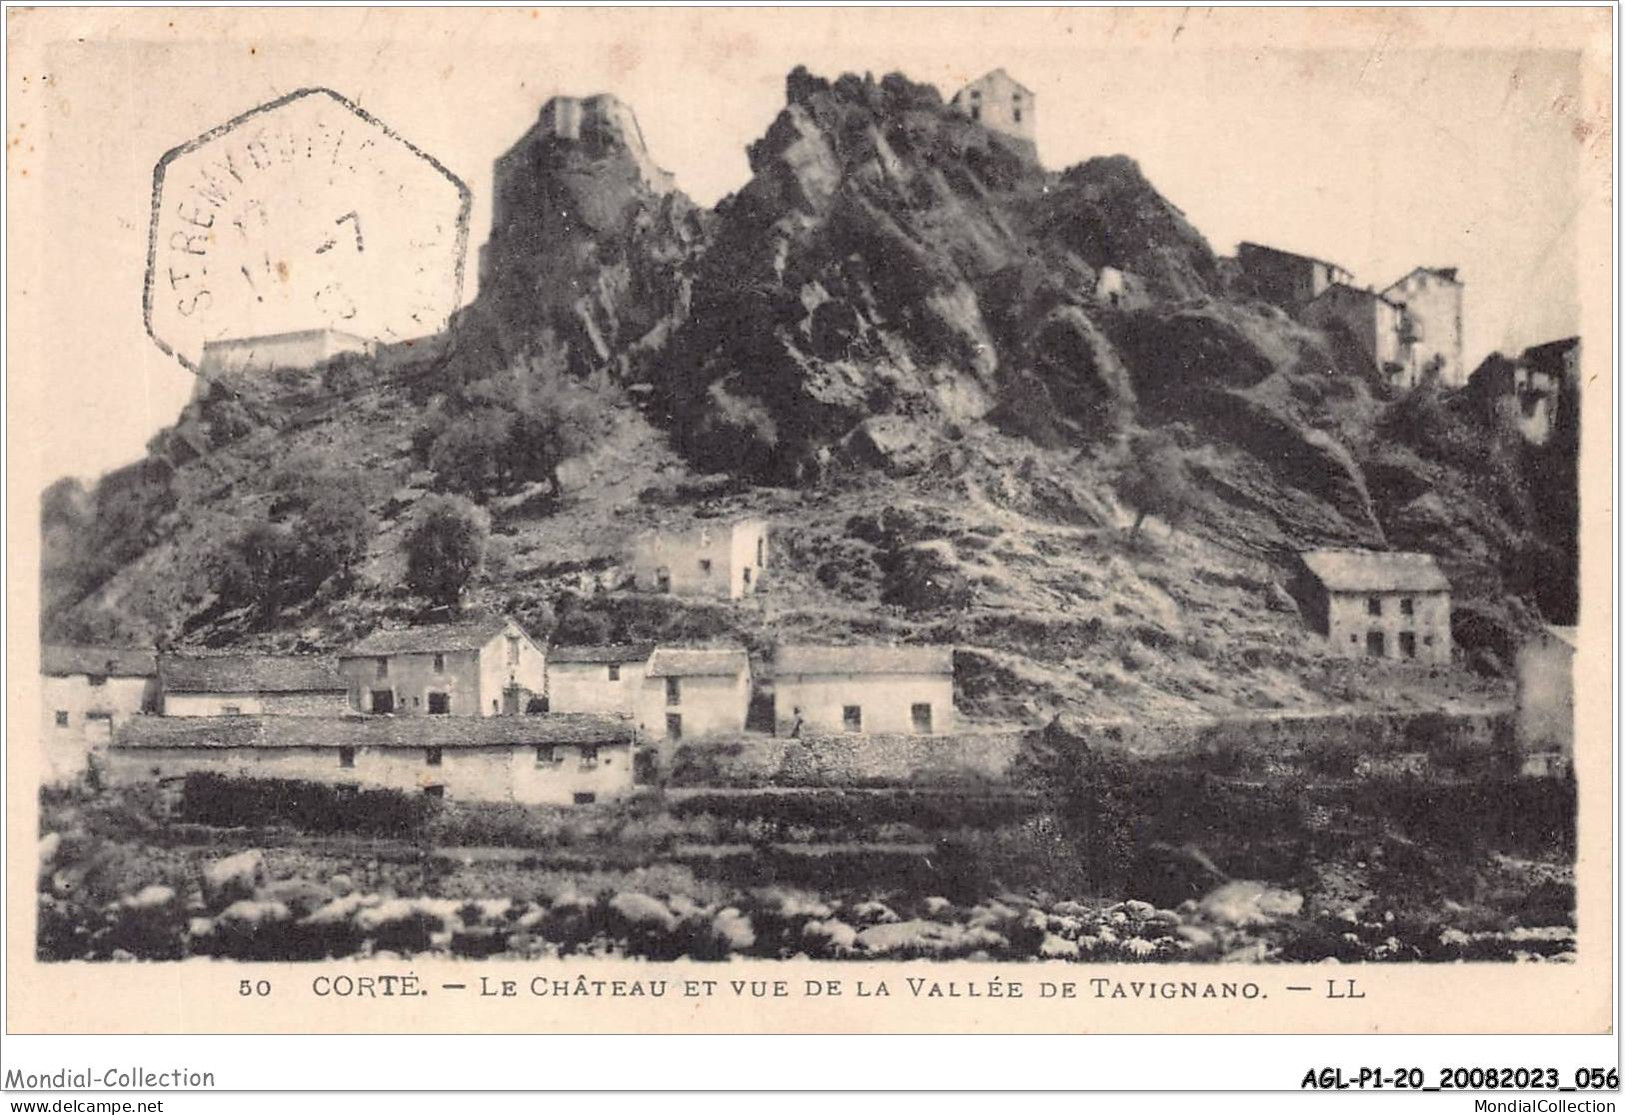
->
[10,7,1607,485]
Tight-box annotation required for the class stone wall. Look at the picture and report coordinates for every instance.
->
[663,705,1514,788]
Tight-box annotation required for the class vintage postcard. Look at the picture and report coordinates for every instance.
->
[4,5,1614,1042]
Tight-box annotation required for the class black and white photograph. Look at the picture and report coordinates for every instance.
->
[5,5,1612,1045]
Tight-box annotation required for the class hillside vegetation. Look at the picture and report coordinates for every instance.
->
[42,67,1567,720]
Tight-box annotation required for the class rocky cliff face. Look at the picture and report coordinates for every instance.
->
[462,94,711,376]
[42,67,1574,703]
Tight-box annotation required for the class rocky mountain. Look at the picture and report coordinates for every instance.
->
[41,66,1573,718]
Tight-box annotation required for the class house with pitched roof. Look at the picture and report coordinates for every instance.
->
[160,653,348,717]
[773,645,956,736]
[1236,242,1354,312]
[107,712,635,805]
[1295,549,1452,664]
[547,643,655,718]
[40,645,159,780]
[949,69,1035,148]
[639,647,751,741]
[338,615,546,717]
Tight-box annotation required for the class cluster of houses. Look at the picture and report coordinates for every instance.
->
[1235,242,1465,391]
[41,610,958,805]
[40,529,1575,802]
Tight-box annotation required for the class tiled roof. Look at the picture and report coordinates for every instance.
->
[549,643,655,665]
[645,647,750,678]
[775,644,954,677]
[114,713,633,751]
[162,654,346,694]
[41,645,157,678]
[1300,549,1451,594]
[342,616,519,657]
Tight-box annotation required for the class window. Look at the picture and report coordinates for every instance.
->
[1366,631,1386,658]
[573,792,597,805]
[339,747,356,769]
[1398,632,1417,659]
[757,537,765,566]
[580,746,600,769]
[843,705,863,733]
[970,106,981,121]
[1013,108,1023,123]
[699,558,713,574]
[375,657,389,679]
[911,703,934,734]
[54,711,69,727]
[433,653,445,673]
[86,711,112,722]
[222,705,242,717]
[666,677,681,706]
[1366,597,1382,617]
[743,567,752,588]
[1424,635,1435,646]
[536,745,559,765]
[666,713,683,740]
[1400,598,1415,617]
[607,664,621,682]
[427,692,450,715]
[656,569,671,593]
[507,636,521,666]
[87,674,106,687]
[370,689,394,714]
[423,785,445,799]
[425,746,443,766]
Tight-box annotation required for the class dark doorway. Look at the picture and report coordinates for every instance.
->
[843,705,863,733]
[370,689,395,714]
[1398,632,1417,658]
[1366,631,1386,658]
[666,713,683,740]
[427,692,450,715]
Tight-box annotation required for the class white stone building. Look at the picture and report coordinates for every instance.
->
[546,643,655,718]
[773,645,956,736]
[949,69,1035,148]
[629,518,769,600]
[638,647,751,741]
[339,615,547,717]
[1516,626,1576,776]
[40,645,159,782]
[160,654,349,717]
[1296,549,1452,665]
[106,713,636,805]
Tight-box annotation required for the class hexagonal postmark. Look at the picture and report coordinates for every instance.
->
[144,88,471,374]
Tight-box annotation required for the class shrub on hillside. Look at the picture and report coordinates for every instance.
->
[403,495,490,607]
[180,772,434,837]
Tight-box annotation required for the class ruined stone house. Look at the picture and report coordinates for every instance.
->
[1300,283,1423,389]
[1295,549,1452,665]
[630,517,769,600]
[196,329,376,397]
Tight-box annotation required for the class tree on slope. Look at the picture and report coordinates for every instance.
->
[1118,427,1196,540]
[403,494,490,607]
